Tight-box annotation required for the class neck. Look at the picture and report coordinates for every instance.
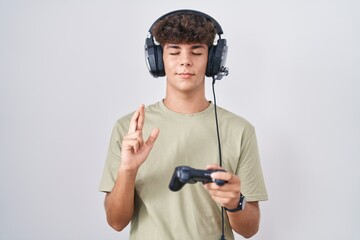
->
[163,94,210,114]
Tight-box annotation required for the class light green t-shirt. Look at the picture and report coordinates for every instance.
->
[99,101,268,240]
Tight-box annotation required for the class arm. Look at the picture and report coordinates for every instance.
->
[226,201,260,238]
[204,164,260,238]
[104,168,137,231]
[104,105,160,231]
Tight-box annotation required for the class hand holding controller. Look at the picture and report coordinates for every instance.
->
[169,166,227,191]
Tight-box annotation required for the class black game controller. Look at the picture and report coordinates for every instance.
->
[169,166,227,191]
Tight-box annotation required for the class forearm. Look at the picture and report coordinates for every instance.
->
[104,168,137,231]
[227,201,260,238]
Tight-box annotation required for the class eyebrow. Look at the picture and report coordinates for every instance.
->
[166,44,206,50]
[191,45,206,49]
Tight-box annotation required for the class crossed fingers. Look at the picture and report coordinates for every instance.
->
[128,104,144,134]
[124,105,145,153]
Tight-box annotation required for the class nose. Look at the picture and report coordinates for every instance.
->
[180,52,192,66]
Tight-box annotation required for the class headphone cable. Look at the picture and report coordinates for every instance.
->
[212,76,226,240]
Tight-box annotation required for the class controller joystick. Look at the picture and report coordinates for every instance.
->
[169,166,227,192]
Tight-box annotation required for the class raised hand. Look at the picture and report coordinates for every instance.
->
[120,104,160,172]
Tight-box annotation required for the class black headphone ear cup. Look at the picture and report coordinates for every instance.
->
[206,45,215,77]
[155,45,165,77]
[206,39,227,78]
[145,37,165,78]
[145,37,158,77]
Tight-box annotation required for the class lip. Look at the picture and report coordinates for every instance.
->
[177,72,195,79]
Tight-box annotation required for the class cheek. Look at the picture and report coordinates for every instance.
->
[163,56,175,72]
[201,54,209,69]
[200,58,208,72]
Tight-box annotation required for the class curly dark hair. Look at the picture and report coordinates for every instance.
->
[151,12,216,47]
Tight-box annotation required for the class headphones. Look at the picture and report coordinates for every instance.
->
[145,9,229,80]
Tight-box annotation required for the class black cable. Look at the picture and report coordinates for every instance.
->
[212,77,223,167]
[212,76,226,240]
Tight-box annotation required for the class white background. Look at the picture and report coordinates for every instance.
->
[1,0,359,239]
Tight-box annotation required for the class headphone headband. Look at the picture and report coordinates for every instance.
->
[148,9,223,36]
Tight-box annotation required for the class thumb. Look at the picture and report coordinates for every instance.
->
[145,128,160,148]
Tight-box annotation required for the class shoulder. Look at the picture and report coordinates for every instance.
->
[114,111,133,131]
[217,106,255,130]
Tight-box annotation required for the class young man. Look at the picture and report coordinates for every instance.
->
[99,10,268,239]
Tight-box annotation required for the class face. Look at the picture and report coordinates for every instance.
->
[163,43,208,95]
